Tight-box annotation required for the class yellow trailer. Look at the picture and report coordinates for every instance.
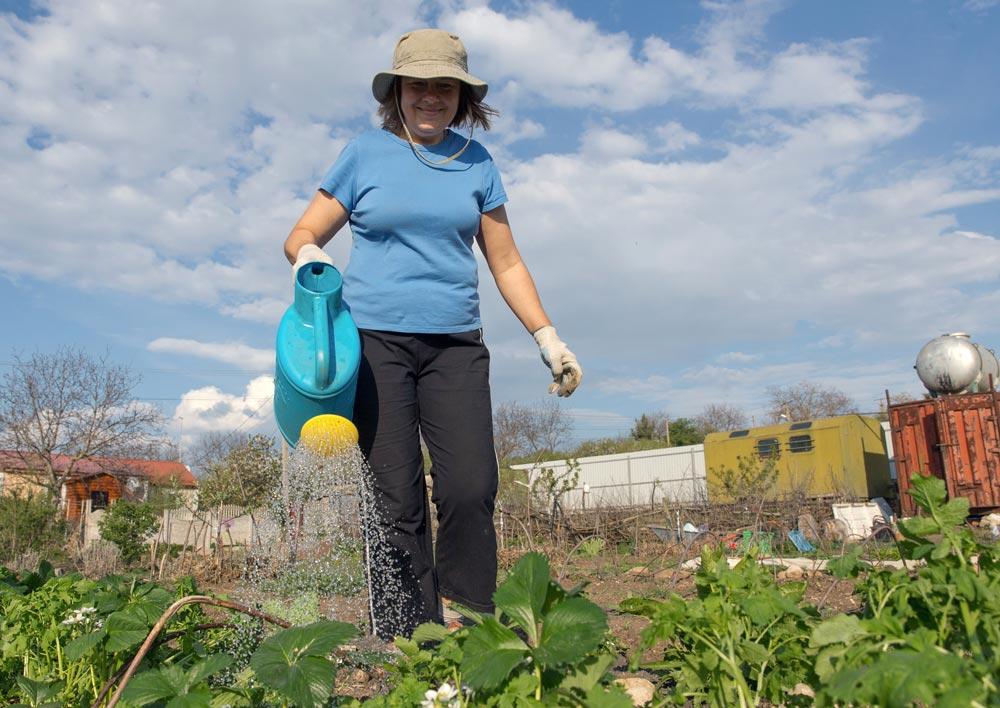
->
[704,415,892,502]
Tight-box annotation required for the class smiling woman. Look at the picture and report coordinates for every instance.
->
[281,28,582,641]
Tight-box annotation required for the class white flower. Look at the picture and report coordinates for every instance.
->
[436,683,458,701]
[421,682,460,707]
[61,607,100,626]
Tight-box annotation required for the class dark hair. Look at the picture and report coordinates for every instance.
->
[377,77,499,134]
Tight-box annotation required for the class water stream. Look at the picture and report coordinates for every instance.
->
[238,443,415,640]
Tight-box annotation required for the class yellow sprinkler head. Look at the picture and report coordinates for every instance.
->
[299,414,359,457]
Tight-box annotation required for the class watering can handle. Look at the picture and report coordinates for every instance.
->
[313,297,330,389]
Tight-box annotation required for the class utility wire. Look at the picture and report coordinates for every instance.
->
[229,396,275,435]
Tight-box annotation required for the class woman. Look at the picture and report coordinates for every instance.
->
[283,28,582,640]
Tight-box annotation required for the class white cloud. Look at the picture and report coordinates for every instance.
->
[170,375,275,447]
[952,230,995,241]
[595,375,673,400]
[494,116,545,146]
[443,0,874,113]
[2,0,1000,432]
[655,121,701,153]
[148,338,274,371]
[717,351,758,364]
[0,1,417,304]
[757,41,868,110]
[963,0,999,11]
[220,298,289,324]
[579,126,647,159]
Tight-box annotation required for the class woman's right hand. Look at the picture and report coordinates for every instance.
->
[284,190,350,278]
[292,243,335,283]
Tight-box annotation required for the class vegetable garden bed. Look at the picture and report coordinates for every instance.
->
[1,475,997,707]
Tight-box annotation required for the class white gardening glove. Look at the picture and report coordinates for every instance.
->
[292,243,334,284]
[533,325,582,397]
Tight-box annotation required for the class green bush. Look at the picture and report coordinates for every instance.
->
[97,500,159,564]
[0,492,67,565]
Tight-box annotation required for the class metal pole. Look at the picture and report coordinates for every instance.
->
[691,448,698,502]
[627,455,634,506]
[280,438,290,514]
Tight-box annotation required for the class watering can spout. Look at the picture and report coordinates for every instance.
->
[274,263,361,446]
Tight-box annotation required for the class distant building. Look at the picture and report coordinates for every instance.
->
[0,451,197,520]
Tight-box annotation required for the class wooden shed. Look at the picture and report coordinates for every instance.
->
[0,452,197,521]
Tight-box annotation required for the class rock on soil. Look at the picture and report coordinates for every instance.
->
[614,677,656,706]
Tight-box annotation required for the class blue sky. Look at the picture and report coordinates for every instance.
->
[1,0,999,451]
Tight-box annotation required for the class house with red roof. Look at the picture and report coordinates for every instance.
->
[0,451,197,521]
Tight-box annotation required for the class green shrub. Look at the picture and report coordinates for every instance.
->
[0,492,67,565]
[97,500,159,564]
[709,454,779,502]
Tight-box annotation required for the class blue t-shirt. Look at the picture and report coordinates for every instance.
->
[319,129,508,333]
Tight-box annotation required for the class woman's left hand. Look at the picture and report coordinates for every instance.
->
[533,325,583,397]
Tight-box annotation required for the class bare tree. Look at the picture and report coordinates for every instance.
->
[765,381,857,423]
[694,403,749,435]
[493,401,532,462]
[0,347,162,499]
[493,400,572,462]
[197,433,281,509]
[184,430,247,478]
[876,390,922,421]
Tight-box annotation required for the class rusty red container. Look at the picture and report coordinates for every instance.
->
[889,392,1000,516]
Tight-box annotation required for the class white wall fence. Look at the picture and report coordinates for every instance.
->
[82,501,257,553]
[509,425,899,511]
[510,444,708,510]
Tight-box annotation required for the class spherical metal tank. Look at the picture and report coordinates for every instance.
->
[974,344,1000,391]
[915,333,981,394]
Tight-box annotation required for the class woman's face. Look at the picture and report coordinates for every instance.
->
[397,77,461,145]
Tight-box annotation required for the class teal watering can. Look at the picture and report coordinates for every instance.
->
[274,263,361,446]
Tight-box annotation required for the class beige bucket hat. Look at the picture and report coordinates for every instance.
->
[372,29,488,104]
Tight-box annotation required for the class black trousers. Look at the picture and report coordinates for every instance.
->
[354,329,498,639]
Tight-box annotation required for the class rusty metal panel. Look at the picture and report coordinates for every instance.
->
[935,393,1000,510]
[890,392,1000,515]
[889,400,944,516]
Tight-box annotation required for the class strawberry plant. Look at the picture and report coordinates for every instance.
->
[357,552,631,706]
[622,549,819,707]
[250,619,358,708]
[810,474,1000,707]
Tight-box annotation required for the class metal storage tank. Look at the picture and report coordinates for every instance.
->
[915,332,999,395]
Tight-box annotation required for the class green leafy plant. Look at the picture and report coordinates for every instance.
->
[250,619,357,708]
[11,676,63,708]
[261,591,322,626]
[121,654,234,706]
[531,460,580,524]
[622,549,820,707]
[810,474,1000,707]
[462,553,605,692]
[367,552,630,707]
[0,493,67,566]
[0,567,218,707]
[709,454,779,503]
[97,500,159,564]
[575,537,606,558]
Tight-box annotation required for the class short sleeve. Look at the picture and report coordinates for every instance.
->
[318,139,358,212]
[480,157,508,213]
